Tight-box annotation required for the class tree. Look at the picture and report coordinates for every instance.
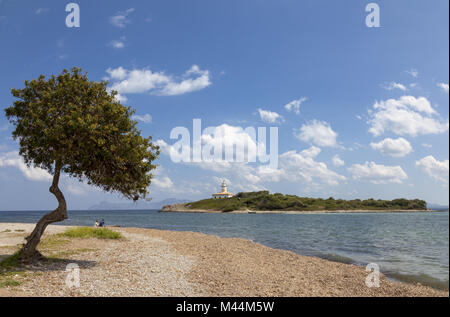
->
[5,67,160,263]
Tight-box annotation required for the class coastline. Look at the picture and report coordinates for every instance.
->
[161,204,435,214]
[0,222,447,297]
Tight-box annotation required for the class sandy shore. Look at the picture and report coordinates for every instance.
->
[0,222,447,297]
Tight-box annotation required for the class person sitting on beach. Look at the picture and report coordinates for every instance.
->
[99,219,105,227]
[94,220,99,228]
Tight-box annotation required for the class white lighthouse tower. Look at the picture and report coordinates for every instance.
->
[212,179,234,199]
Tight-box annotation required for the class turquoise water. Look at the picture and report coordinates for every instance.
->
[0,209,448,290]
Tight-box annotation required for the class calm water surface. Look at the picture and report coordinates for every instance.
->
[0,209,448,290]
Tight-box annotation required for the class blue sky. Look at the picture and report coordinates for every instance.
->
[0,0,448,210]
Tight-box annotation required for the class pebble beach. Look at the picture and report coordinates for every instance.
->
[0,223,447,297]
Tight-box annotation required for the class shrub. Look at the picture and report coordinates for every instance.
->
[60,227,122,240]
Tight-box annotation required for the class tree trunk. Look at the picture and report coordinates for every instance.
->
[19,161,67,263]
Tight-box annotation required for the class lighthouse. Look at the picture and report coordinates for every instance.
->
[212,179,234,199]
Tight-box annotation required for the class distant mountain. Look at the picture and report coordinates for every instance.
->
[88,198,190,211]
[427,203,449,211]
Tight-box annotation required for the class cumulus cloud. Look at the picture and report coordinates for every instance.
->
[332,155,345,167]
[0,151,52,181]
[105,65,211,97]
[106,66,128,81]
[271,147,346,186]
[258,109,283,124]
[114,93,128,103]
[155,124,265,164]
[383,82,408,91]
[132,114,152,123]
[367,96,449,137]
[294,120,338,147]
[109,37,126,49]
[284,97,307,115]
[348,162,408,184]
[437,82,449,93]
[416,156,449,184]
[199,124,267,163]
[110,8,134,28]
[195,146,346,187]
[157,127,345,187]
[205,145,346,187]
[159,65,211,96]
[370,137,413,158]
[152,176,174,189]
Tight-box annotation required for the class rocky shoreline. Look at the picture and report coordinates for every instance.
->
[161,203,433,214]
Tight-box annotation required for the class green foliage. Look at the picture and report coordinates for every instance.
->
[0,279,21,288]
[186,191,427,212]
[0,255,29,288]
[0,251,21,270]
[59,227,122,239]
[5,67,159,200]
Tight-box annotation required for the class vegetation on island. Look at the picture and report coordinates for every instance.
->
[4,67,159,263]
[185,191,428,212]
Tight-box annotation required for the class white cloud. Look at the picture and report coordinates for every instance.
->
[159,65,211,96]
[284,97,307,115]
[106,65,211,97]
[368,96,449,137]
[348,162,408,184]
[271,147,346,186]
[132,114,152,123]
[110,40,125,49]
[421,143,433,149]
[198,146,347,187]
[114,93,128,103]
[332,155,345,167]
[155,123,263,164]
[370,137,413,158]
[0,151,52,181]
[36,8,49,15]
[67,184,86,196]
[405,69,419,78]
[106,66,128,80]
[199,145,346,187]
[416,156,449,184]
[157,127,346,187]
[152,176,174,189]
[295,120,338,147]
[110,8,134,28]
[383,82,408,91]
[437,82,449,93]
[199,124,264,162]
[258,109,283,124]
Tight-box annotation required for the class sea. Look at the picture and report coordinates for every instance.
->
[0,209,448,290]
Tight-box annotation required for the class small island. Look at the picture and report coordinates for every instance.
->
[162,190,430,214]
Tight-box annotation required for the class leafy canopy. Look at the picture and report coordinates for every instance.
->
[5,67,159,200]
